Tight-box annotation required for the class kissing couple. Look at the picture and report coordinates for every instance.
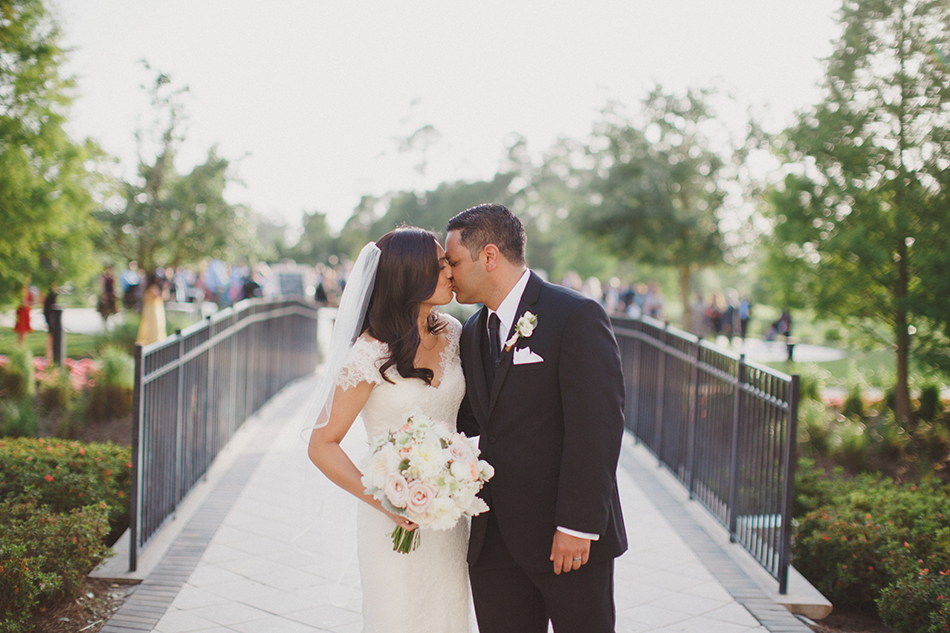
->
[309,203,628,633]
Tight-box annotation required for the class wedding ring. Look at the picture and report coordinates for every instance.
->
[573,557,583,561]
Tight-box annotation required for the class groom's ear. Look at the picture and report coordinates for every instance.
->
[482,244,501,272]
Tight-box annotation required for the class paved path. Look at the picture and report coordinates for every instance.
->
[97,375,817,633]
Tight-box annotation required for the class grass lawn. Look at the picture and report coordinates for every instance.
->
[0,330,101,359]
[767,347,950,393]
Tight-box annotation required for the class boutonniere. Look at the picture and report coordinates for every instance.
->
[505,311,537,351]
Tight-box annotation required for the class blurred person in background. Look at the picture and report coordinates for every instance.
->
[136,272,168,346]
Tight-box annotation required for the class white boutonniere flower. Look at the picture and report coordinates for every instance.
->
[505,311,538,351]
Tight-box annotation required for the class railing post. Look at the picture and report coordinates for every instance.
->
[129,344,145,572]
[686,340,702,499]
[174,331,184,510]
[630,323,642,442]
[727,354,746,542]
[778,374,800,594]
[654,323,668,464]
[206,316,215,478]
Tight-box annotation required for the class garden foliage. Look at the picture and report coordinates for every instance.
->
[0,437,132,628]
[794,460,950,631]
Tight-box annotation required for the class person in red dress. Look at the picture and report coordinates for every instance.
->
[13,285,35,345]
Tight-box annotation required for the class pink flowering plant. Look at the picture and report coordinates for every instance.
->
[361,408,493,553]
[33,357,98,392]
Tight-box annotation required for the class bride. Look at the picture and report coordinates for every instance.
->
[308,227,473,633]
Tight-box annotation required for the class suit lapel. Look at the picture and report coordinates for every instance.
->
[486,272,544,417]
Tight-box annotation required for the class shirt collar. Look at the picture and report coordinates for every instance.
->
[489,269,530,338]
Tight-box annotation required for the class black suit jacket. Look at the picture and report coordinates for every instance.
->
[458,271,628,573]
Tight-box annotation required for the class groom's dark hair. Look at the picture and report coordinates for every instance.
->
[447,203,526,265]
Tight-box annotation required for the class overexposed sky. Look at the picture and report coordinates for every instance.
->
[55,0,841,231]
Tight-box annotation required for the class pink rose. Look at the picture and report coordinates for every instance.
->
[448,437,475,463]
[384,473,409,508]
[406,480,438,516]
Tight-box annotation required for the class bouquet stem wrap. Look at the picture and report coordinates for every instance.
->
[391,525,419,553]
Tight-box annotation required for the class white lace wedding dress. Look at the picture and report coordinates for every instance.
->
[338,314,474,633]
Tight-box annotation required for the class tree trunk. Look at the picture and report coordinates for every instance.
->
[678,264,691,332]
[894,239,913,426]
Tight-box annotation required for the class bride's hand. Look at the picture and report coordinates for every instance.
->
[389,513,418,532]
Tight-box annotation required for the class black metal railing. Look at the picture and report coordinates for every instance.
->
[129,298,320,571]
[612,315,800,594]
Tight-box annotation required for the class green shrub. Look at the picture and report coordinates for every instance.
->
[867,413,910,465]
[918,384,944,423]
[95,346,134,388]
[793,458,838,518]
[36,366,75,414]
[828,418,870,471]
[794,476,950,614]
[0,437,132,543]
[0,540,60,633]
[798,365,828,402]
[34,367,88,438]
[878,549,950,633]
[0,398,39,438]
[0,497,111,631]
[914,422,950,472]
[95,318,140,357]
[843,383,867,420]
[824,326,844,344]
[798,400,832,457]
[86,346,134,422]
[0,346,36,399]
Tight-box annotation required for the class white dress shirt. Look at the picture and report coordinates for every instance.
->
[485,269,599,542]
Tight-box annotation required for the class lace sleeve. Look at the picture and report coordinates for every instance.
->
[338,337,388,390]
[441,314,462,359]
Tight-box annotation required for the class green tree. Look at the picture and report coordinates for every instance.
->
[336,175,518,259]
[284,210,337,265]
[96,69,257,274]
[580,87,732,329]
[0,0,104,308]
[505,134,620,282]
[764,0,950,423]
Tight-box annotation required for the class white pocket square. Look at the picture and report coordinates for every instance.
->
[513,347,544,365]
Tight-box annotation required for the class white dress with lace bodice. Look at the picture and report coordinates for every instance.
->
[338,314,473,633]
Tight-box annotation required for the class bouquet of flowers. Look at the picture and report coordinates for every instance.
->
[361,408,494,553]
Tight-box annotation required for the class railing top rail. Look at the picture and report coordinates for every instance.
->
[137,298,320,383]
[610,315,795,384]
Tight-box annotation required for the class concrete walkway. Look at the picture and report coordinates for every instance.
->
[96,375,825,633]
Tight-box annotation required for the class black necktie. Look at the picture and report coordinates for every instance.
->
[488,313,501,367]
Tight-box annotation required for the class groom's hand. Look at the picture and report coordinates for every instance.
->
[550,531,591,575]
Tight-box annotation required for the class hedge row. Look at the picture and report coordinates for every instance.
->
[0,437,131,630]
[794,459,950,632]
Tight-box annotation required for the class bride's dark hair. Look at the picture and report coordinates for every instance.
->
[363,226,446,385]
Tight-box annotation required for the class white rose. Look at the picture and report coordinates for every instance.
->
[519,316,536,337]
[363,450,390,490]
[450,459,478,483]
[429,496,457,520]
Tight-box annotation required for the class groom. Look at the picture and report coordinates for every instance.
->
[445,203,627,633]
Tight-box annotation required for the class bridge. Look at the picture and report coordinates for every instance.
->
[93,299,830,632]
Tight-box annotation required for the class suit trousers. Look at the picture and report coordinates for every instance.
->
[469,513,616,633]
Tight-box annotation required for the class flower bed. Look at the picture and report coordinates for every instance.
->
[0,437,131,631]
[794,460,950,631]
